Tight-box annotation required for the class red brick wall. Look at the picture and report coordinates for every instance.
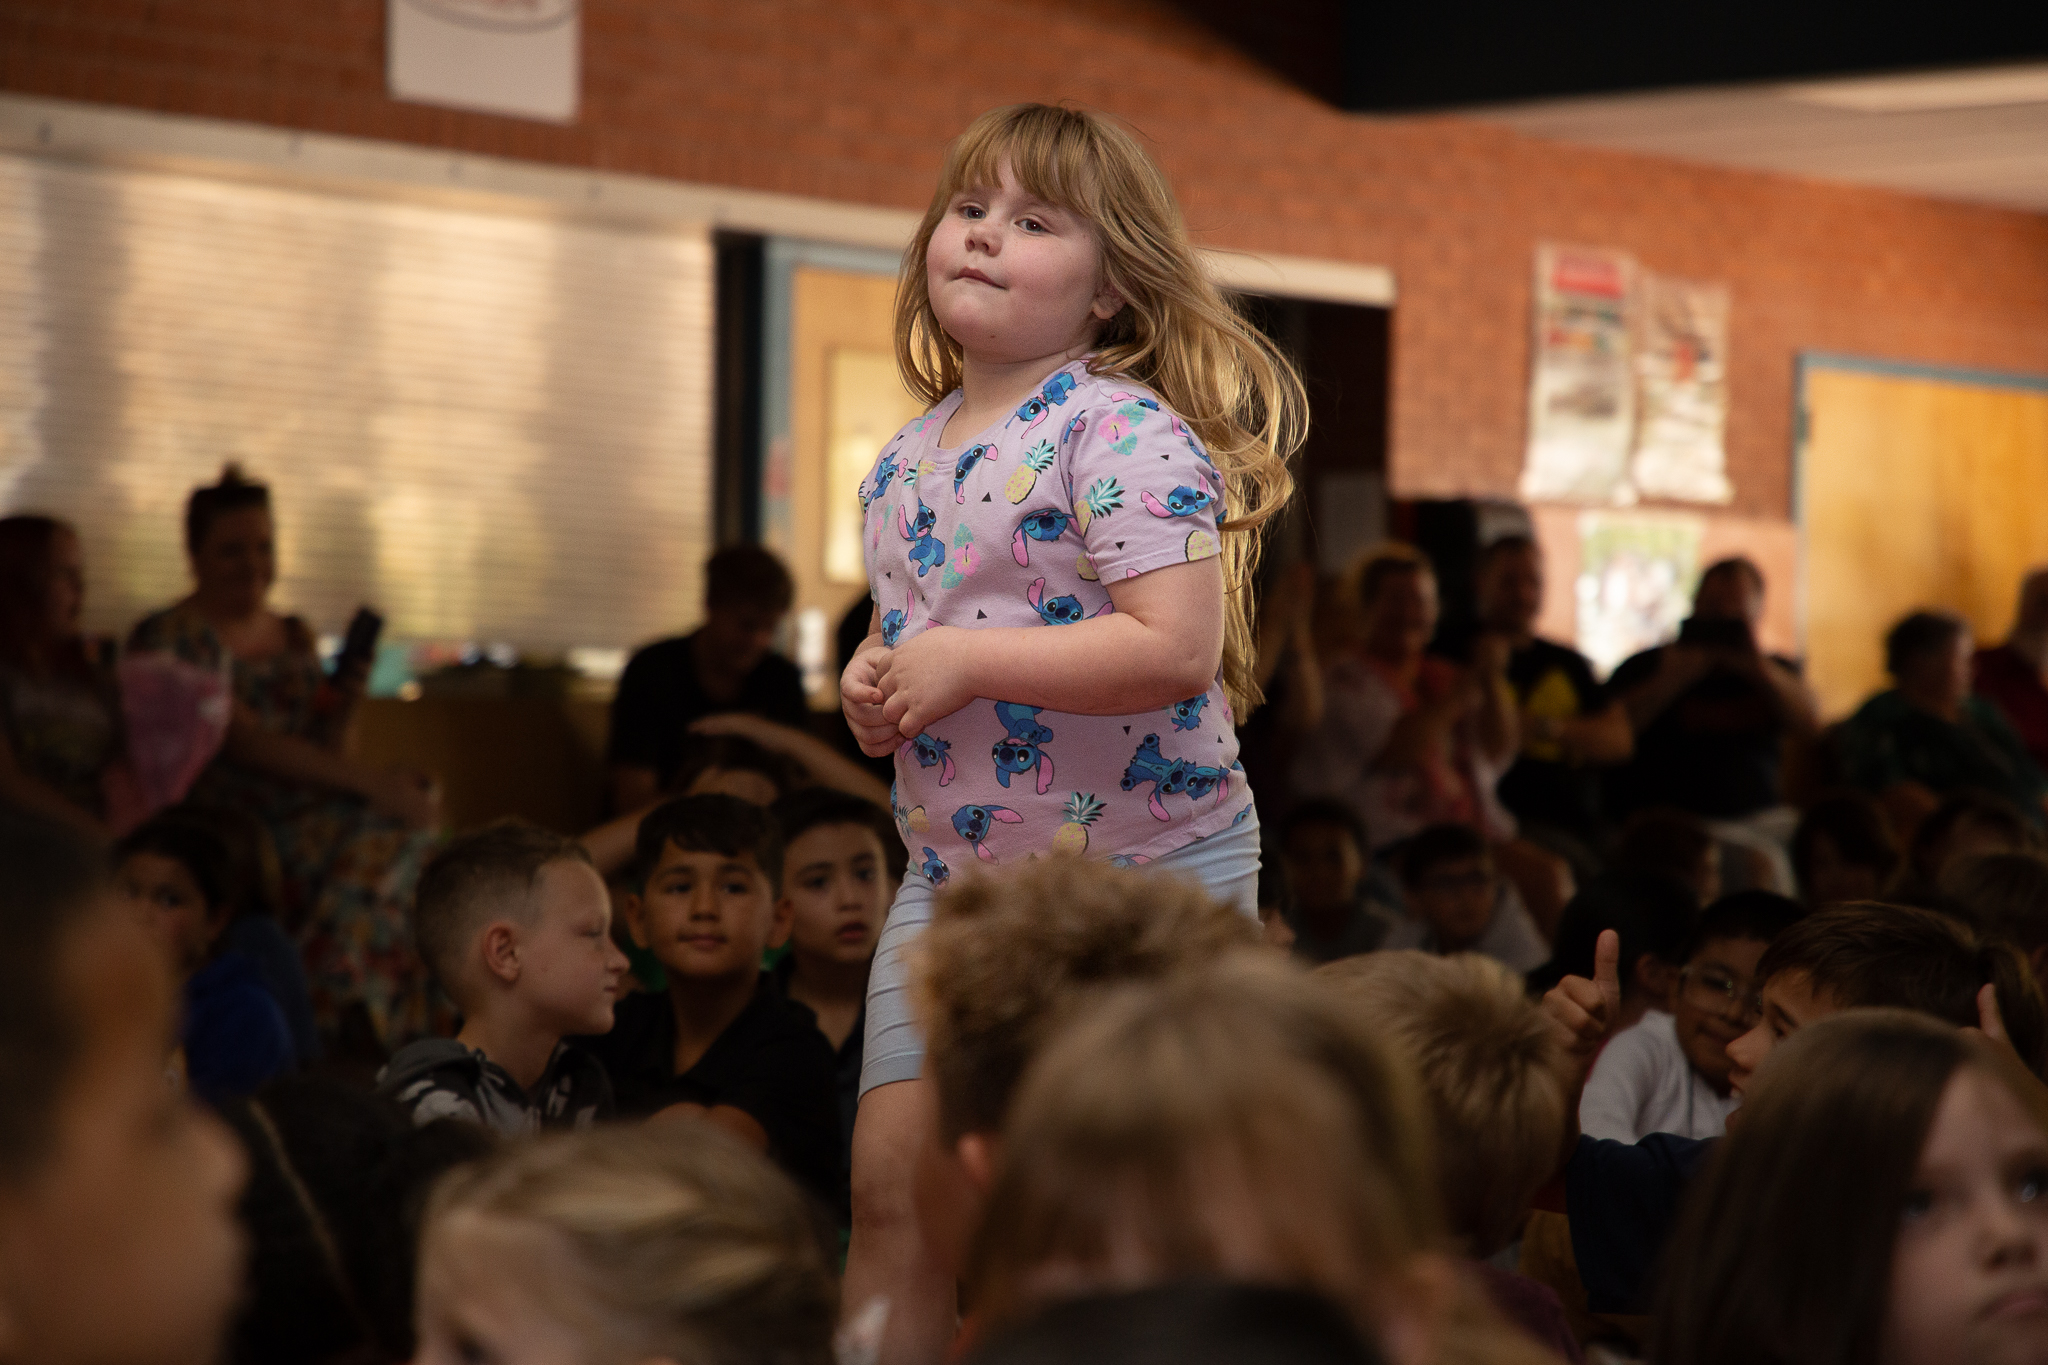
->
[7,0,2048,519]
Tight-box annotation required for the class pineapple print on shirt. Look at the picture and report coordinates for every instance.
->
[858,357,1246,872]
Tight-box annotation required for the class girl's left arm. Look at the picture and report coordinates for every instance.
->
[874,558,1223,737]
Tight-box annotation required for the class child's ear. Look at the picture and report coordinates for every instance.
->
[764,891,795,953]
[479,922,521,985]
[1090,273,1125,322]
[622,892,650,951]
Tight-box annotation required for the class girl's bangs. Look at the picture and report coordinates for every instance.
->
[938,112,1099,218]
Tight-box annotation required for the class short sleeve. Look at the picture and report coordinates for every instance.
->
[1578,1025,1655,1142]
[1065,394,1223,583]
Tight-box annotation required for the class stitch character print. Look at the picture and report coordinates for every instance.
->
[859,356,1248,872]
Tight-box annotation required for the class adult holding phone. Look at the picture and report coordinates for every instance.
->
[1606,558,1818,887]
[129,465,440,1052]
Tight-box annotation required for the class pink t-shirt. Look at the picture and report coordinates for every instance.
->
[859,356,1249,881]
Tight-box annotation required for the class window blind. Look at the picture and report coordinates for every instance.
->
[0,152,713,654]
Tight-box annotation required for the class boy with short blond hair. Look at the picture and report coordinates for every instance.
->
[1319,950,1579,1360]
[380,820,625,1135]
[576,794,840,1208]
[915,859,1263,1150]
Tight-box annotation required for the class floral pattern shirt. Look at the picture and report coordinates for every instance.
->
[860,357,1250,880]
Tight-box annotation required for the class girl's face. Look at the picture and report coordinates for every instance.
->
[926,162,1123,368]
[190,506,275,616]
[117,851,224,979]
[1884,1066,2048,1365]
[0,903,246,1365]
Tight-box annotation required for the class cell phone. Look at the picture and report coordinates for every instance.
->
[333,606,384,679]
[1677,615,1754,653]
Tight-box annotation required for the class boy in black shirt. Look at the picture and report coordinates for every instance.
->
[577,795,840,1209]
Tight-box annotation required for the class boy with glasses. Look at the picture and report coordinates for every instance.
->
[1579,891,1802,1142]
[1385,823,1550,972]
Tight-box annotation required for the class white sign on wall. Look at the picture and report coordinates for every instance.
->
[387,0,579,124]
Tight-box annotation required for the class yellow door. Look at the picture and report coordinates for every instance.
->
[1800,359,2048,719]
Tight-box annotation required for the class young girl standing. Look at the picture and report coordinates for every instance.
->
[838,103,1303,1360]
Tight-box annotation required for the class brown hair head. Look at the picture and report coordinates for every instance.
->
[411,820,594,993]
[1653,1009,2048,1365]
[896,103,1304,715]
[424,1124,836,1365]
[184,463,271,555]
[1945,851,2048,956]
[962,955,1437,1337]
[1754,901,2048,1075]
[913,858,1258,1144]
[1316,951,1568,1256]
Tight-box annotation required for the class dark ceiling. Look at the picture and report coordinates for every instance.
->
[1172,1,2048,112]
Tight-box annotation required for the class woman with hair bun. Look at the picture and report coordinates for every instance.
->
[130,465,440,1052]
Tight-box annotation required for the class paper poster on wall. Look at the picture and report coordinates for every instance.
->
[1574,510,1703,675]
[1630,273,1732,504]
[388,0,579,124]
[1521,245,1638,505]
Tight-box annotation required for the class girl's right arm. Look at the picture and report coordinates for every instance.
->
[841,604,899,758]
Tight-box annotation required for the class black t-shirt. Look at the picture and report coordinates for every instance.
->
[574,977,842,1208]
[606,632,810,788]
[773,956,864,1227]
[1499,638,1611,840]
[1606,645,1792,819]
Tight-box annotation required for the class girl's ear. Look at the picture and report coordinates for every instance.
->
[1090,273,1126,322]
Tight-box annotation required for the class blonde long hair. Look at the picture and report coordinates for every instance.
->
[896,104,1306,714]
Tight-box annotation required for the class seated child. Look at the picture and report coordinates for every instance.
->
[576,795,840,1209]
[413,1125,837,1365]
[114,812,297,1103]
[1894,789,2033,905]
[380,820,623,1135]
[910,858,1262,1287]
[1789,790,1899,909]
[1946,849,2048,977]
[1277,799,1395,963]
[768,787,894,1219]
[1530,866,1699,1032]
[1384,823,1549,972]
[218,1076,493,1365]
[0,813,247,1365]
[1652,1010,2048,1365]
[963,955,1555,1365]
[1579,890,1805,1142]
[1545,901,2048,1317]
[1318,950,1582,1363]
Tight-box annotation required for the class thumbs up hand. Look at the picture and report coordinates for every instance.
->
[1543,929,1623,1070]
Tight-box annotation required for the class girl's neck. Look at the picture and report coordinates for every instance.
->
[944,341,1093,446]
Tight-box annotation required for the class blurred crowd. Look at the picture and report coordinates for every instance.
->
[8,467,2048,1365]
